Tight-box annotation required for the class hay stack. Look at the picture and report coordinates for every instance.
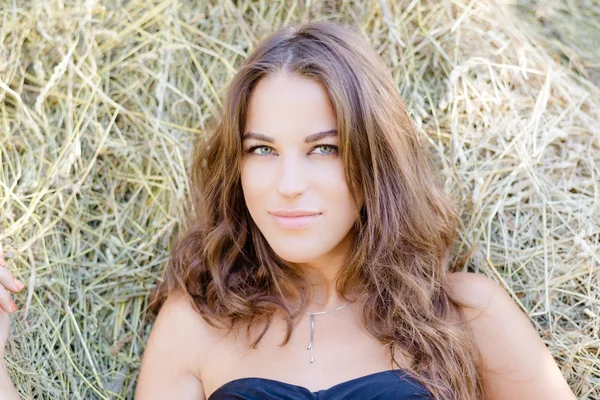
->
[0,0,598,398]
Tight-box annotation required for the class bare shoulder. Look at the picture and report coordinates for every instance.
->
[446,272,576,399]
[447,271,499,311]
[136,290,212,400]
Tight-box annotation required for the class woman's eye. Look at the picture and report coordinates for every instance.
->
[244,144,338,156]
[245,145,273,155]
[313,145,338,155]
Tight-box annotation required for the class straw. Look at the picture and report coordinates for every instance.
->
[0,0,598,398]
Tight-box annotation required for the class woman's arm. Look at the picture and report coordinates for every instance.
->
[448,272,577,400]
[135,291,206,400]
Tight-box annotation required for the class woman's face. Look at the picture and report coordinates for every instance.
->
[240,71,362,265]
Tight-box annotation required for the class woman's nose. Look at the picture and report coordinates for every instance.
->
[276,155,308,199]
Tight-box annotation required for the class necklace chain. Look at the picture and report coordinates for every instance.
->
[288,293,367,363]
[290,298,358,315]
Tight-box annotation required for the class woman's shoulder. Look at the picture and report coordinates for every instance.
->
[445,272,575,398]
[446,271,518,332]
[446,271,500,313]
[147,290,226,380]
[137,290,212,399]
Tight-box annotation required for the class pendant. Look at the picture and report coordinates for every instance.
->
[307,314,315,363]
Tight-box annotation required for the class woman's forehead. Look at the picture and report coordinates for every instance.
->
[244,73,336,140]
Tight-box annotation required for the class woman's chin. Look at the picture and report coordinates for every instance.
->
[268,243,322,264]
[273,251,317,264]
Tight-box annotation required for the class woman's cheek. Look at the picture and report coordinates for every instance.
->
[241,161,271,212]
[312,162,348,192]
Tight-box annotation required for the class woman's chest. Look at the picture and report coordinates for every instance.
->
[196,311,414,399]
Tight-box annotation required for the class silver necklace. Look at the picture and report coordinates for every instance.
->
[290,293,366,363]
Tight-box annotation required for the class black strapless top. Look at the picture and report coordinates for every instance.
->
[207,369,433,399]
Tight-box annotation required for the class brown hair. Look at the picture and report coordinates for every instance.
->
[150,21,484,400]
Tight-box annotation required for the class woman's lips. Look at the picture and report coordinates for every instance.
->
[270,213,322,230]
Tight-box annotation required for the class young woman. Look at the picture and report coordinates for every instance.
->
[0,22,575,400]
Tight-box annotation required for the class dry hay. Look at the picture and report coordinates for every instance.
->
[0,0,598,398]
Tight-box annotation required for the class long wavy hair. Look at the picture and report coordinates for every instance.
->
[150,21,484,400]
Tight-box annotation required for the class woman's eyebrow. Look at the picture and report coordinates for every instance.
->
[242,129,338,143]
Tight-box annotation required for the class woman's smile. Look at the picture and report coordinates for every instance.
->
[269,212,323,230]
